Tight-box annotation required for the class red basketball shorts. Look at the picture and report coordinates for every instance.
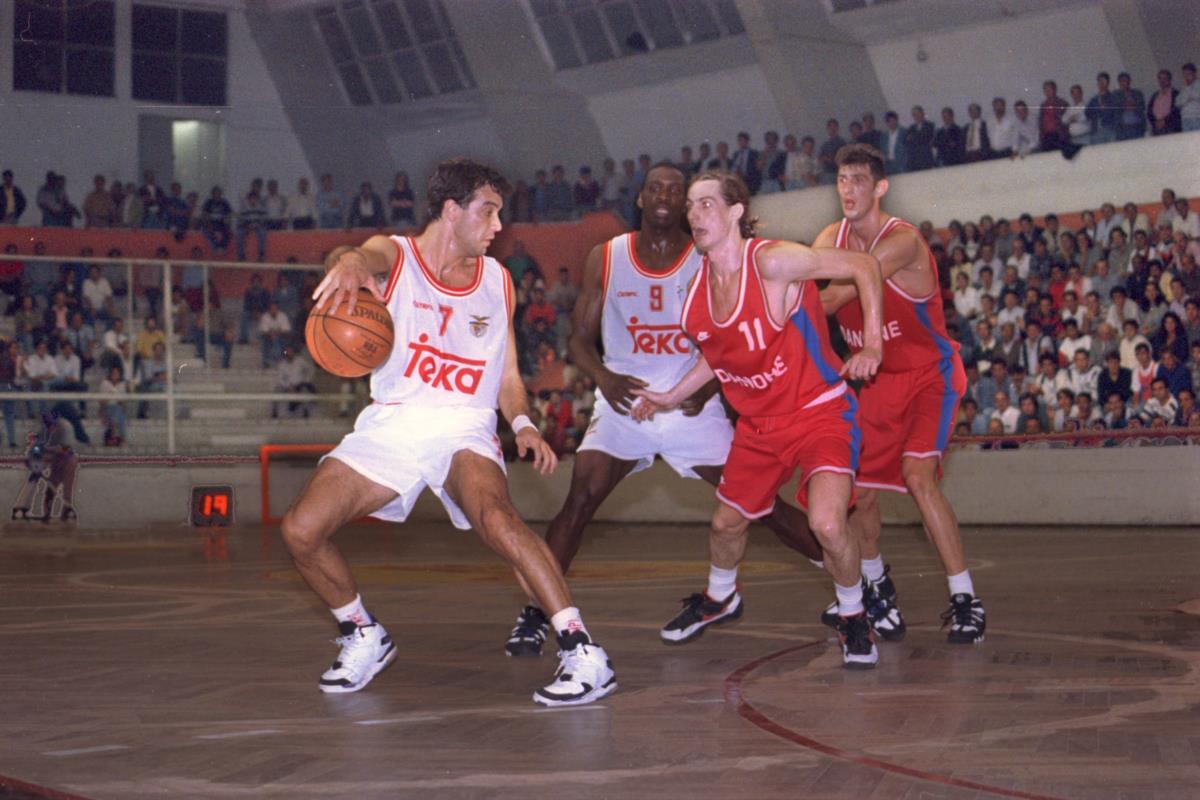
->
[715,390,860,517]
[855,356,966,493]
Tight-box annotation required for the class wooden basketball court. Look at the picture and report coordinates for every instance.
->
[1,520,1197,799]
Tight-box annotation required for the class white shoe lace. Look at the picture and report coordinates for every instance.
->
[331,627,380,673]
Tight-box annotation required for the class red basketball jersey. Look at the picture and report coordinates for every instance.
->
[832,217,960,373]
[681,238,848,418]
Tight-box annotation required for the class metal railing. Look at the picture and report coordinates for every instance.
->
[0,254,353,453]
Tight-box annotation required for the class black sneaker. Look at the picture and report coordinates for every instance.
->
[836,612,878,670]
[819,567,905,641]
[660,590,743,645]
[505,605,550,657]
[942,593,986,644]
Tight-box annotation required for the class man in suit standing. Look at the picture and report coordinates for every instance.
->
[962,103,990,162]
[857,112,883,151]
[881,111,907,175]
[729,132,761,194]
[934,107,966,166]
[905,106,936,171]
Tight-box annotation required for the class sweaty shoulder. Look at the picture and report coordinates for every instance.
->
[812,222,841,248]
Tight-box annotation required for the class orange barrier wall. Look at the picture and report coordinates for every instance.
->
[0,211,629,286]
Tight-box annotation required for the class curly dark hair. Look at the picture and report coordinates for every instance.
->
[425,158,512,221]
[689,170,757,238]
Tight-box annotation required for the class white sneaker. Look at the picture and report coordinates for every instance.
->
[533,636,617,707]
[319,620,397,693]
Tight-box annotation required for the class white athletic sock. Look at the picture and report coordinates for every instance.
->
[861,555,885,583]
[331,594,371,627]
[947,570,975,597]
[835,581,865,617]
[550,607,590,641]
[706,564,739,601]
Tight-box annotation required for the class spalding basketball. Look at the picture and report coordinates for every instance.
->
[305,290,394,378]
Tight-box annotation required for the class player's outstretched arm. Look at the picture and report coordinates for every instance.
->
[758,241,884,379]
[499,288,557,476]
[631,356,716,421]
[819,227,927,315]
[568,243,646,415]
[311,234,395,313]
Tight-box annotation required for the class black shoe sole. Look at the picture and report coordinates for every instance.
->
[876,626,906,642]
[661,601,744,646]
[843,659,877,671]
[505,644,544,657]
[947,632,985,645]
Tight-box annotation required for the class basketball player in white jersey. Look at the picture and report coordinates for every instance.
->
[504,163,824,656]
[287,159,615,707]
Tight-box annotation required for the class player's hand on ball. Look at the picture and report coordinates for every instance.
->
[517,428,558,475]
[598,370,648,415]
[314,248,385,313]
[840,346,882,381]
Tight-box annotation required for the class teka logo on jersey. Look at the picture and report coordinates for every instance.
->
[839,320,903,349]
[627,316,690,355]
[403,333,486,394]
[714,355,788,390]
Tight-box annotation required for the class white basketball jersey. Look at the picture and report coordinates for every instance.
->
[370,235,511,409]
[600,232,703,392]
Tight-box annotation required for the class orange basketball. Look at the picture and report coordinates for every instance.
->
[305,290,394,378]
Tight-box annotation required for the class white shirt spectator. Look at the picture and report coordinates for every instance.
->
[82,275,114,312]
[287,190,315,222]
[1119,335,1150,371]
[1057,335,1093,364]
[100,376,130,396]
[259,309,292,336]
[997,305,1025,329]
[972,256,1003,283]
[1055,363,1100,399]
[990,404,1020,433]
[1105,299,1141,331]
[1006,252,1031,280]
[277,355,313,387]
[1071,404,1102,425]
[1013,113,1039,156]
[23,352,57,382]
[1178,78,1200,125]
[1028,371,1059,408]
[1095,216,1120,248]
[1173,210,1200,239]
[54,352,81,383]
[1061,306,1086,329]
[1064,104,1089,138]
[1141,394,1178,423]
[265,191,288,225]
[953,285,981,319]
[103,327,130,354]
[991,113,1017,152]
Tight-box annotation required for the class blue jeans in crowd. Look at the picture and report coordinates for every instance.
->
[0,383,18,447]
[104,401,127,440]
[237,224,267,261]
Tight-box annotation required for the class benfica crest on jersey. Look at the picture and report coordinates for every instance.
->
[469,315,490,337]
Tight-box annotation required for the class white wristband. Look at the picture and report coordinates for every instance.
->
[511,414,536,434]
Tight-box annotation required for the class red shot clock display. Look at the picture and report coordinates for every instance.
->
[190,485,235,527]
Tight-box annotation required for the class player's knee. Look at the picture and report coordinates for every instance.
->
[901,461,939,498]
[807,510,847,543]
[280,509,325,558]
[711,512,749,541]
[478,502,525,547]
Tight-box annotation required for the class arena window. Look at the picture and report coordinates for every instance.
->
[131,4,227,106]
[314,0,475,106]
[529,0,745,71]
[12,0,115,97]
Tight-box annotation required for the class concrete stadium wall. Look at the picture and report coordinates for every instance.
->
[753,131,1200,243]
[8,445,1195,531]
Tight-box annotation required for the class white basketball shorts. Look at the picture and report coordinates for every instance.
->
[323,402,505,530]
[578,390,734,478]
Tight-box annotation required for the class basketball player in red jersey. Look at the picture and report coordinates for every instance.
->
[287,159,615,706]
[635,171,886,668]
[504,163,824,656]
[817,143,985,644]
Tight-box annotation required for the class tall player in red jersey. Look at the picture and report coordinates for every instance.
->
[635,171,886,669]
[286,159,615,707]
[503,163,824,656]
[818,143,985,645]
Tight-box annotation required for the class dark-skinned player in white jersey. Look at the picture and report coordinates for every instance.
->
[504,163,825,656]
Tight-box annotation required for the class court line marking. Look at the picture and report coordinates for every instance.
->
[43,745,130,757]
[195,729,280,740]
[724,641,1070,800]
[0,772,98,800]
